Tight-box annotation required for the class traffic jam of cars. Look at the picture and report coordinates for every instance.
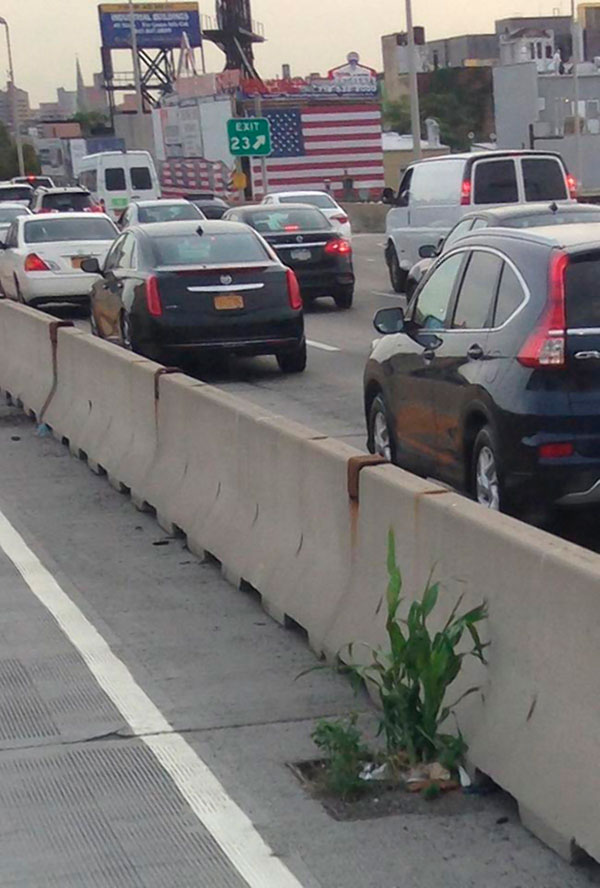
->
[2,148,600,522]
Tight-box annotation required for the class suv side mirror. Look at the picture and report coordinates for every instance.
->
[418,243,437,259]
[381,187,395,205]
[374,306,405,335]
[81,257,101,274]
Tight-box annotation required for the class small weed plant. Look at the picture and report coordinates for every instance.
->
[311,714,368,799]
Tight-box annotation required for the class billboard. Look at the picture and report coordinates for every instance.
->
[99,3,202,49]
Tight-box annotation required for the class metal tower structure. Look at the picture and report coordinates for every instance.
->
[203,0,265,79]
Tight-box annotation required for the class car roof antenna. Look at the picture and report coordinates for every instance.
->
[549,201,558,213]
[196,224,203,236]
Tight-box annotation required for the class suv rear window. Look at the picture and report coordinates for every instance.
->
[522,158,567,201]
[42,192,93,212]
[137,203,202,224]
[105,168,126,191]
[566,253,600,328]
[131,167,152,190]
[473,160,518,204]
[152,232,269,266]
[0,187,31,203]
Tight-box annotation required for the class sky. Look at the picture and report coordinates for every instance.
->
[0,0,572,105]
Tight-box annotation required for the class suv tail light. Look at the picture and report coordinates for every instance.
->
[286,268,302,310]
[460,177,472,206]
[566,173,577,199]
[84,204,104,213]
[324,238,352,255]
[333,214,349,224]
[24,253,51,272]
[36,207,57,214]
[145,275,163,317]
[518,251,568,368]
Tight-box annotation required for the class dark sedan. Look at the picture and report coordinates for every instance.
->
[83,220,306,373]
[224,204,355,309]
[188,196,229,219]
[405,201,600,298]
[365,224,600,521]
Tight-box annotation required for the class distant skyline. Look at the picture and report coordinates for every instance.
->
[0,0,573,104]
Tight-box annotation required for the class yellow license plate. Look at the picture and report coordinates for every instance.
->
[214,293,244,310]
[71,256,89,269]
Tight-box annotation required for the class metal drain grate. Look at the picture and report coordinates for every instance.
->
[0,740,249,887]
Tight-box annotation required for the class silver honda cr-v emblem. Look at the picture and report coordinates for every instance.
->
[220,274,233,285]
[296,235,303,243]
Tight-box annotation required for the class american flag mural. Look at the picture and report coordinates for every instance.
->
[250,103,384,199]
[160,158,234,198]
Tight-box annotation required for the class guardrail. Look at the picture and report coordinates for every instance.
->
[0,299,598,864]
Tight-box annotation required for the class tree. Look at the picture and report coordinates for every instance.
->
[419,68,492,151]
[382,96,412,135]
[73,111,111,137]
[0,122,40,178]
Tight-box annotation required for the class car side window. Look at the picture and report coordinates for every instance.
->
[444,218,476,249]
[4,223,17,248]
[412,252,465,330]
[396,168,413,207]
[493,262,526,326]
[118,234,137,270]
[451,250,503,330]
[104,235,126,272]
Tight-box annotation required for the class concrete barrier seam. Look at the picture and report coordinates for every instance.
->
[39,321,74,424]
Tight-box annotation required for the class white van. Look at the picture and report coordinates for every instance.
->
[383,150,576,292]
[78,151,161,221]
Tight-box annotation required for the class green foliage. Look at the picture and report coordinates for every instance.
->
[420,69,491,151]
[382,96,412,135]
[421,782,442,801]
[345,530,488,768]
[0,122,40,178]
[73,111,111,137]
[311,714,368,799]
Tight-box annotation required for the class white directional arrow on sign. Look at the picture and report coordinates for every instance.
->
[252,134,267,151]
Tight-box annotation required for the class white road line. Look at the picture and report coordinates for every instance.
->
[372,290,404,299]
[307,339,340,352]
[0,507,305,888]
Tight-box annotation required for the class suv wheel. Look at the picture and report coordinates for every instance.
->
[368,394,395,462]
[388,247,406,294]
[471,427,501,511]
[333,286,354,309]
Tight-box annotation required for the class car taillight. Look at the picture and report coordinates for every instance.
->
[460,178,472,206]
[24,253,50,272]
[539,442,574,459]
[324,238,352,255]
[284,224,300,231]
[518,251,568,369]
[36,207,56,214]
[566,173,577,199]
[333,214,349,224]
[145,275,162,317]
[286,268,302,310]
[85,204,104,213]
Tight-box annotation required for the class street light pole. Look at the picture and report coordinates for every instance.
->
[405,0,422,161]
[128,0,144,114]
[571,0,583,189]
[0,17,24,176]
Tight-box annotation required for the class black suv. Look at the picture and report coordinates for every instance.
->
[364,225,600,517]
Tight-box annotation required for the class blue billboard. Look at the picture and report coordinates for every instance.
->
[99,3,202,49]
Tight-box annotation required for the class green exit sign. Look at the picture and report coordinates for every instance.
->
[227,117,272,156]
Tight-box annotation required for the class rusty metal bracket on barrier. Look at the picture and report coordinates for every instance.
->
[154,366,180,401]
[38,321,74,424]
[347,454,388,502]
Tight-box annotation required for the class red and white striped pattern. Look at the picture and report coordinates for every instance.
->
[160,158,230,197]
[251,103,384,199]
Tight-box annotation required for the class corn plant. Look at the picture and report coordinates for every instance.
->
[344,530,488,768]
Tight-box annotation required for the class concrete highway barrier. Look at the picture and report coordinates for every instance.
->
[0,298,598,864]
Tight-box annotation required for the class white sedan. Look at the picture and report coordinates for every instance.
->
[261,190,352,239]
[0,212,118,307]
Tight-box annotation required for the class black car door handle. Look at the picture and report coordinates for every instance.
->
[467,343,484,360]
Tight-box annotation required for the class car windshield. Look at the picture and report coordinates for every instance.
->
[279,194,336,209]
[24,218,117,243]
[138,203,202,224]
[245,208,330,233]
[0,207,26,224]
[152,231,269,266]
[43,192,92,211]
[0,187,31,203]
[508,211,600,228]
